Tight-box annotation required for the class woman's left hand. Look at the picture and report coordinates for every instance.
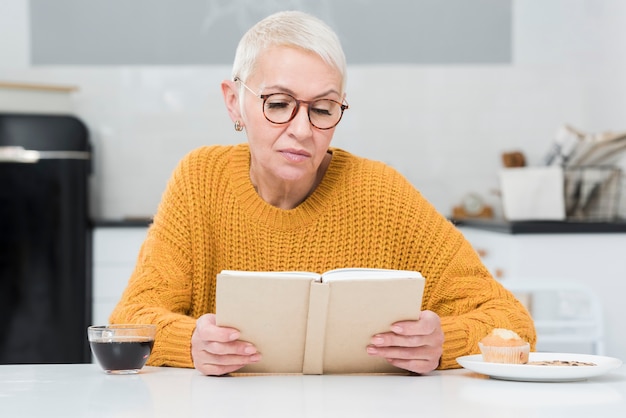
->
[366,310,444,374]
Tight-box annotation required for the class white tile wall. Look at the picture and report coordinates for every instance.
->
[0,0,29,66]
[1,0,625,220]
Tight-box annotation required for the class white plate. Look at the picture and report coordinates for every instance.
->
[456,352,622,382]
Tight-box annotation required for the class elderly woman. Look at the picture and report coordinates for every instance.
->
[110,11,535,376]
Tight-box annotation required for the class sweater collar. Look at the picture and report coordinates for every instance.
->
[230,143,348,229]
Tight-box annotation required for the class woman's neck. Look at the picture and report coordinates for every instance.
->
[251,152,332,209]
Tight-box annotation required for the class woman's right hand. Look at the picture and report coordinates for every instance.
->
[191,313,261,375]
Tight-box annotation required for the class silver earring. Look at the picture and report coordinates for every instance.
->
[234,120,243,132]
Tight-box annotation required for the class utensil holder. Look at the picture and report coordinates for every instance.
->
[563,166,622,221]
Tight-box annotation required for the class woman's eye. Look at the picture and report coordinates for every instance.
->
[264,94,295,110]
[312,108,332,116]
[311,101,335,116]
[266,101,290,109]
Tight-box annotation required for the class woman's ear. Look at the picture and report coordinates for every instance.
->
[221,79,242,123]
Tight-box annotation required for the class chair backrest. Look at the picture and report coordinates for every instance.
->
[501,279,605,355]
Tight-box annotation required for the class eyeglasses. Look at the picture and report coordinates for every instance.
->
[234,77,349,130]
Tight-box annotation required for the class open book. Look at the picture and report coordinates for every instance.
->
[215,268,425,374]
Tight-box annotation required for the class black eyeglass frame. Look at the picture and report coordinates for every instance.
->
[234,77,349,130]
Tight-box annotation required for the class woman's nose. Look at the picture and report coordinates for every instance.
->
[288,103,313,135]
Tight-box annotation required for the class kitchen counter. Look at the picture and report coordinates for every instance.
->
[452,218,626,234]
[97,217,626,233]
[91,218,152,228]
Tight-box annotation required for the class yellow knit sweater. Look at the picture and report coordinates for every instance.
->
[110,143,535,370]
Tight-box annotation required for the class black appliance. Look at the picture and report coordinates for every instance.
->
[0,113,92,364]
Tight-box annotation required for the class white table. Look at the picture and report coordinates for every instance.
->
[1,363,625,417]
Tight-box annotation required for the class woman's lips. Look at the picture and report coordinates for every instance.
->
[280,149,310,162]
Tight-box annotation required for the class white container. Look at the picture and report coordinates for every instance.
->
[499,167,565,221]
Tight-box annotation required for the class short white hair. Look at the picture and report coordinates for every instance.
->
[231,10,347,93]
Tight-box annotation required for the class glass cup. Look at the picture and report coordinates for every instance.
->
[88,324,156,374]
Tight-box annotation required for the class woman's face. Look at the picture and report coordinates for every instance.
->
[239,46,344,186]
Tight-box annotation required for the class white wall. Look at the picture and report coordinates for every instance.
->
[1,0,625,220]
[0,0,29,67]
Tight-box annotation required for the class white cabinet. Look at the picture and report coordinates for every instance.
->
[458,228,626,310]
[459,227,626,282]
[92,226,148,326]
[458,226,626,358]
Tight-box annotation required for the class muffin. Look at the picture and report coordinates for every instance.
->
[478,328,530,364]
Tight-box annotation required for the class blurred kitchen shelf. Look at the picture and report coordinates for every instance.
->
[0,81,78,114]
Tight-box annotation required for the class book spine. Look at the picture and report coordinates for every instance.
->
[302,282,330,374]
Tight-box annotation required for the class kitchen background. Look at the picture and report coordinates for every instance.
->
[2,0,625,221]
[2,0,626,359]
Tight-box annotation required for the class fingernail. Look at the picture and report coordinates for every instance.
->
[250,354,261,362]
[228,332,239,341]
[391,325,403,333]
[366,347,378,355]
[371,337,384,345]
[244,345,256,354]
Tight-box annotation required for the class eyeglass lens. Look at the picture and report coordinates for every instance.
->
[263,94,344,129]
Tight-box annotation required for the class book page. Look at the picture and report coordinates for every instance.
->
[215,272,318,373]
[219,270,321,280]
[322,277,424,373]
[321,268,422,282]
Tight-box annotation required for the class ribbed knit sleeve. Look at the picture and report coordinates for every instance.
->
[419,228,537,369]
[109,145,232,367]
[110,144,535,370]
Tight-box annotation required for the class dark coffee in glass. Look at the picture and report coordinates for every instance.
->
[88,325,156,374]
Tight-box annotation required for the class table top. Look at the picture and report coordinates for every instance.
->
[2,363,626,417]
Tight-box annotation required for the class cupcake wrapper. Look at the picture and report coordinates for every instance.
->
[478,342,530,364]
